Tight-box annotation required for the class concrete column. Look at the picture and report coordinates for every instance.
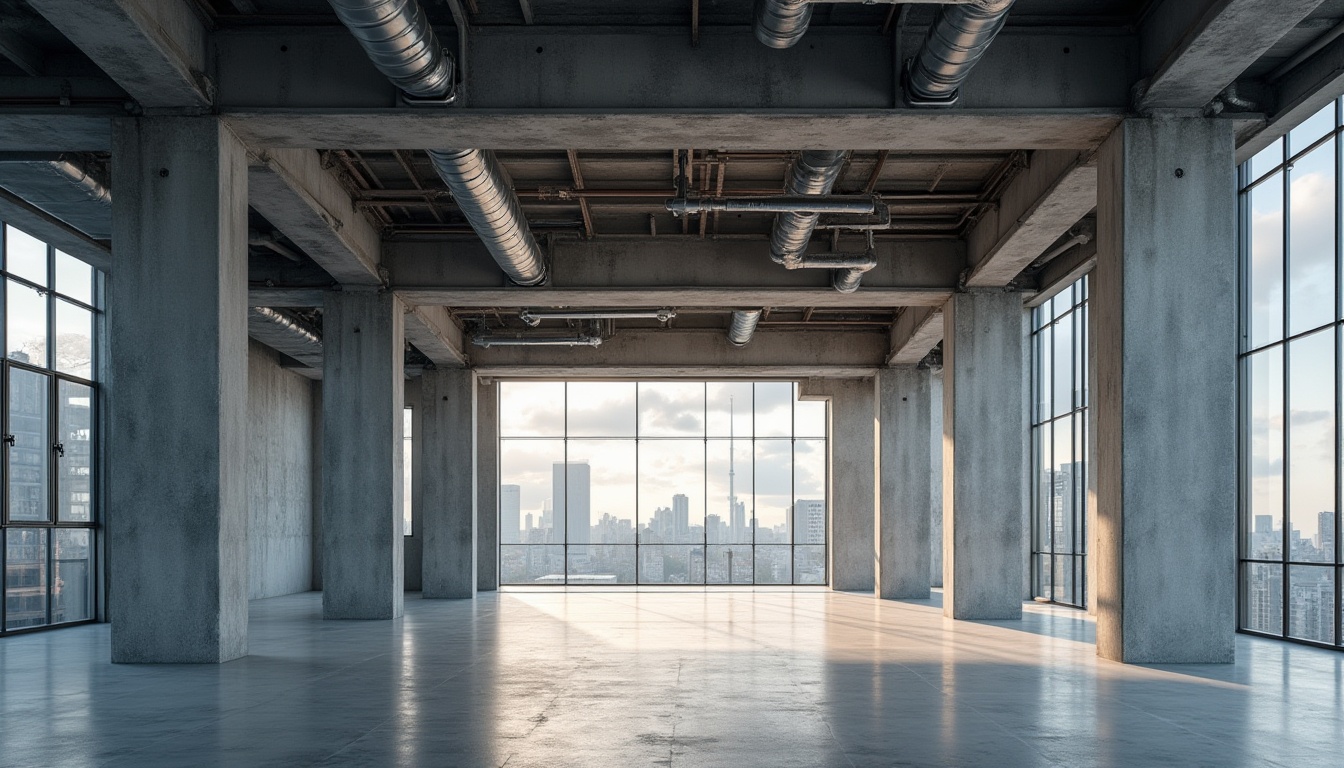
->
[1094,118,1236,663]
[812,378,876,592]
[929,369,944,588]
[477,379,499,592]
[942,291,1027,620]
[876,367,932,599]
[108,117,248,663]
[421,368,476,598]
[322,291,404,619]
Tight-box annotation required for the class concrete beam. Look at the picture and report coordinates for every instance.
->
[470,329,887,371]
[1027,237,1097,309]
[249,149,383,287]
[404,304,468,368]
[26,0,211,109]
[0,114,115,152]
[965,150,1097,288]
[1237,24,1344,163]
[1137,0,1326,111]
[887,306,943,366]
[0,186,109,272]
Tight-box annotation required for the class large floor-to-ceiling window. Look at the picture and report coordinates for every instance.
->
[1240,99,1343,649]
[2,224,99,634]
[498,381,827,585]
[1030,276,1089,608]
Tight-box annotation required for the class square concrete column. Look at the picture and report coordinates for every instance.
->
[322,291,404,619]
[806,378,876,592]
[943,291,1027,620]
[876,366,932,599]
[477,379,499,592]
[1094,118,1236,663]
[929,369,944,588]
[108,117,249,663]
[421,368,476,599]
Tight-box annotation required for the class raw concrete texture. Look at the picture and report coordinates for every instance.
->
[309,383,323,591]
[477,380,499,592]
[876,367,932,599]
[246,340,314,600]
[942,291,1027,621]
[814,378,876,592]
[108,117,248,663]
[321,291,404,620]
[421,369,477,599]
[404,377,422,592]
[1094,118,1237,663]
[930,370,944,588]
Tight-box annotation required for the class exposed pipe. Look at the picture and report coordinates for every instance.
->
[247,307,324,367]
[45,156,112,206]
[905,0,1016,106]
[770,150,847,268]
[754,0,812,49]
[249,230,304,263]
[520,308,675,327]
[666,195,878,216]
[1027,229,1090,271]
[727,309,763,347]
[472,333,603,348]
[326,0,548,286]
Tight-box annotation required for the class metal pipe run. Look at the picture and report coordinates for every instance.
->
[666,195,878,216]
[727,309,763,347]
[906,0,1015,106]
[472,333,603,348]
[520,308,675,327]
[327,0,547,286]
[770,150,848,267]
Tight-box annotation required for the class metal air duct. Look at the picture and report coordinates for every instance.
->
[248,307,324,368]
[754,0,813,49]
[0,154,112,239]
[905,0,1015,106]
[770,150,847,268]
[727,309,763,348]
[327,0,548,286]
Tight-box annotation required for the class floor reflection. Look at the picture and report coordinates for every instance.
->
[0,589,1339,766]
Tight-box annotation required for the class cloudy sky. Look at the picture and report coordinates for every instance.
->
[499,382,827,536]
[1247,102,1339,542]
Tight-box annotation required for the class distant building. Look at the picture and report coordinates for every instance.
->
[500,484,521,543]
[792,499,826,545]
[554,462,591,552]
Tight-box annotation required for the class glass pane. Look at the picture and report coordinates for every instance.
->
[1037,325,1053,421]
[1289,102,1336,156]
[54,250,92,305]
[6,528,47,629]
[1248,172,1284,349]
[1249,137,1283,183]
[638,545,704,584]
[5,225,47,286]
[794,545,826,585]
[568,545,635,585]
[1288,143,1336,336]
[403,408,412,536]
[9,367,50,522]
[706,381,753,438]
[567,381,635,437]
[1288,330,1335,563]
[1247,348,1284,559]
[754,439,792,544]
[706,545,753,584]
[707,439,752,545]
[57,380,93,523]
[52,529,92,623]
[754,545,792,585]
[500,483,522,544]
[1244,563,1284,635]
[500,439,564,544]
[794,439,826,545]
[1075,303,1088,409]
[1034,554,1049,600]
[638,440,704,545]
[54,299,92,379]
[500,545,564,584]
[7,279,48,366]
[1052,314,1074,418]
[568,439,635,545]
[1034,428,1051,553]
[1288,565,1334,644]
[637,381,704,437]
[1050,418,1076,555]
[754,382,793,437]
[499,382,564,437]
[795,384,827,438]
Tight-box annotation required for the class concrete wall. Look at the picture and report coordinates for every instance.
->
[405,377,423,591]
[246,340,315,600]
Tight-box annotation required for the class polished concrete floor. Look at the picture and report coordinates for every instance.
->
[0,590,1341,767]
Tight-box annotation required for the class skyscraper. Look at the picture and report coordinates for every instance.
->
[554,461,591,553]
[792,499,826,545]
[672,493,690,542]
[500,484,522,544]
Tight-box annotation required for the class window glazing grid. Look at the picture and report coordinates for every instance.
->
[1239,97,1344,649]
[1030,275,1089,608]
[498,381,828,586]
[0,222,100,635]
